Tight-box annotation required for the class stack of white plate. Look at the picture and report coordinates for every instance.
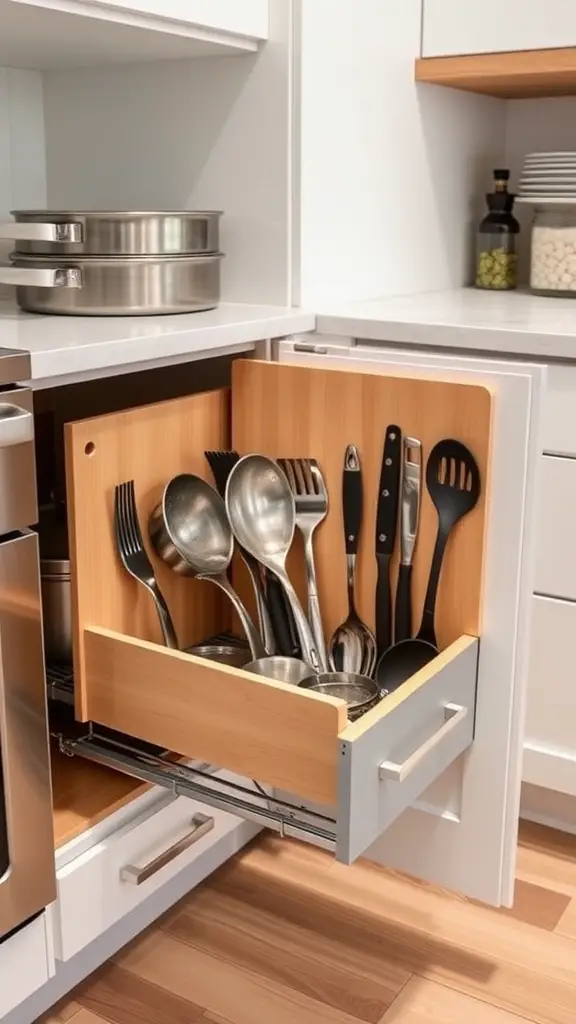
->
[518,152,576,205]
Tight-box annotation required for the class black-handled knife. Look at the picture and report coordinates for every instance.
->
[375,425,402,658]
[343,444,363,557]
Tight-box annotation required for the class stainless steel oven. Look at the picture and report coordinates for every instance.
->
[0,349,55,940]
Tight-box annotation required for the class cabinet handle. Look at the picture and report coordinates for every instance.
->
[379,703,467,783]
[120,813,214,886]
[0,222,83,243]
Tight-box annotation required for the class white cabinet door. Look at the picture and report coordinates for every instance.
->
[524,594,576,797]
[278,338,544,907]
[422,0,576,56]
[84,0,269,39]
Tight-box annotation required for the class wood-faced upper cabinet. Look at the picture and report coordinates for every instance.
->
[63,341,544,909]
[422,0,576,56]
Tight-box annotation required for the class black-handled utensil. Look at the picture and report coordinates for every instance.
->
[328,445,376,677]
[375,439,481,692]
[394,437,422,643]
[375,424,401,658]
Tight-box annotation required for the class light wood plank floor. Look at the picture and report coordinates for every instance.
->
[43,820,576,1024]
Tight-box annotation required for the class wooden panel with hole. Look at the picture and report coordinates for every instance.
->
[65,358,491,853]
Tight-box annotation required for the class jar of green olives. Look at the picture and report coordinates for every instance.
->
[475,169,519,291]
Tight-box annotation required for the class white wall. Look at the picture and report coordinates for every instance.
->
[42,0,293,306]
[0,68,46,296]
[295,0,506,308]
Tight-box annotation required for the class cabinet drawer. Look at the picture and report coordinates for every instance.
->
[0,915,52,1018]
[53,785,251,961]
[535,455,576,600]
[422,0,576,56]
[524,594,576,795]
[64,358,489,866]
[542,365,576,458]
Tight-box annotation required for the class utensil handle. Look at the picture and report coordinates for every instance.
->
[273,569,320,673]
[303,536,328,671]
[0,266,82,288]
[417,525,450,648]
[202,574,266,661]
[394,564,413,643]
[343,445,362,556]
[266,573,301,658]
[242,553,275,655]
[150,585,179,650]
[375,554,392,655]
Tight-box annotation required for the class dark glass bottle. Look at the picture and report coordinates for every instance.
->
[475,169,520,290]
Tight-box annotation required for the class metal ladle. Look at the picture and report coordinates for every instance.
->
[149,474,266,661]
[225,455,321,672]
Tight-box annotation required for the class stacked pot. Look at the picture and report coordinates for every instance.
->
[0,210,223,316]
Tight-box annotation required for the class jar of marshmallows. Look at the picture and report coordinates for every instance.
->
[530,207,576,296]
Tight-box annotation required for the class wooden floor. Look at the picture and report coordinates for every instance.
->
[44,820,576,1024]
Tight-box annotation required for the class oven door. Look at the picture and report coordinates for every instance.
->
[0,530,55,938]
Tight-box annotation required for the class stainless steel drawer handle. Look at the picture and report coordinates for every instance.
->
[0,404,34,448]
[120,813,215,886]
[0,222,83,243]
[379,703,468,783]
[0,267,82,289]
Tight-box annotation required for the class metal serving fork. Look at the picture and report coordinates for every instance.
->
[114,480,179,650]
[278,458,329,672]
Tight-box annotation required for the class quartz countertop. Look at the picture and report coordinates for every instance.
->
[0,303,316,384]
[317,288,576,361]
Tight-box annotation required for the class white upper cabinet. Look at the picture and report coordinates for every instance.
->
[0,0,269,69]
[422,0,576,56]
[85,0,269,40]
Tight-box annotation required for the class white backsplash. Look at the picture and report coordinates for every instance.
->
[0,68,46,302]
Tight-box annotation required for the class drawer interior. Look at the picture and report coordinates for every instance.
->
[63,357,492,815]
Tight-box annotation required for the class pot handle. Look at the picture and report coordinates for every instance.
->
[0,267,82,288]
[0,405,34,448]
[0,222,83,243]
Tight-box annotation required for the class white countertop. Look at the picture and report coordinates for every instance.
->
[0,303,316,384]
[318,289,576,360]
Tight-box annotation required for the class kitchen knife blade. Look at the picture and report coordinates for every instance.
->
[394,437,422,643]
[375,425,401,658]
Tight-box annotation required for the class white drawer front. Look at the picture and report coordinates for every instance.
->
[542,365,576,457]
[0,916,51,1017]
[525,594,576,795]
[535,455,576,600]
[422,0,576,55]
[53,791,246,962]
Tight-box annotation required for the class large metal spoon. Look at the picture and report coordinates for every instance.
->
[329,445,376,677]
[225,455,321,672]
[149,474,266,661]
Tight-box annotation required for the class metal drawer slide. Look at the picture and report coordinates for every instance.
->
[52,715,337,852]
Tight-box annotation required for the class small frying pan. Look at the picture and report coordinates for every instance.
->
[375,439,481,693]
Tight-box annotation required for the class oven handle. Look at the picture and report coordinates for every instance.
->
[0,405,34,448]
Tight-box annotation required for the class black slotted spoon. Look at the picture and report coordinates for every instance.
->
[375,440,481,693]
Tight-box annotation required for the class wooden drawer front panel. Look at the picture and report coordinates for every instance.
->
[524,594,576,794]
[535,455,576,600]
[53,788,248,962]
[65,388,229,717]
[542,365,576,457]
[232,360,491,651]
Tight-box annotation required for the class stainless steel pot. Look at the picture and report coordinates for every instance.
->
[6,251,222,316]
[1,210,221,256]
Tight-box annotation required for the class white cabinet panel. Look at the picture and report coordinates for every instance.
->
[524,594,576,797]
[0,916,52,1018]
[279,338,543,906]
[542,365,576,457]
[535,455,576,601]
[422,0,576,56]
[85,0,269,38]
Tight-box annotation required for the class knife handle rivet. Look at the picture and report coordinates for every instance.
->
[379,533,387,543]
[385,457,392,466]
[382,488,389,498]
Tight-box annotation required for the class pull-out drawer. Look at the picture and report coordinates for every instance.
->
[63,358,489,867]
[535,455,576,601]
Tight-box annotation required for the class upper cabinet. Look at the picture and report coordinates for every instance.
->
[0,0,269,70]
[85,0,269,41]
[422,0,576,56]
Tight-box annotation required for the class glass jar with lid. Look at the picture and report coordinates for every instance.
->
[530,206,576,296]
[475,169,519,291]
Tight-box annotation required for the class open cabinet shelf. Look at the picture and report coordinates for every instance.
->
[415,47,576,99]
